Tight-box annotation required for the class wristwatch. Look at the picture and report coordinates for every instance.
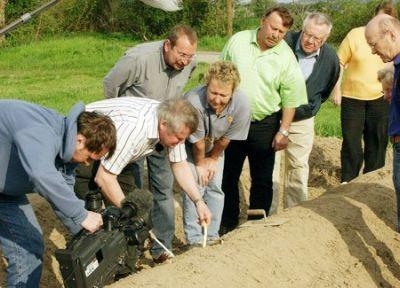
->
[278,129,289,137]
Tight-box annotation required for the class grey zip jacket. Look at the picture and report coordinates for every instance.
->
[0,100,87,226]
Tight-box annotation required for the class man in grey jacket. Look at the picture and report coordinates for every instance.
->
[0,100,116,287]
[102,24,197,262]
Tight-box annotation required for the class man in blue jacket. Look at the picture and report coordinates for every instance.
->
[0,99,116,287]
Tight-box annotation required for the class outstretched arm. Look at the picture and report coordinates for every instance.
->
[94,164,125,207]
[171,160,212,225]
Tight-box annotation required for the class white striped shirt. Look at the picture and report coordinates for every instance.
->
[86,97,186,175]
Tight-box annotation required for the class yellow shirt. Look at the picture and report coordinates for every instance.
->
[337,27,386,100]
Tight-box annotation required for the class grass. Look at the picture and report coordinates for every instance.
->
[0,34,341,137]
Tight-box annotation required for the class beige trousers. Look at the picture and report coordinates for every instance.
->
[270,117,314,214]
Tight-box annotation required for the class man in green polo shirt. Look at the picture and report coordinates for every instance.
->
[220,6,307,234]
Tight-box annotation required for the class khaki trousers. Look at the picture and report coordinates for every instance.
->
[270,117,314,213]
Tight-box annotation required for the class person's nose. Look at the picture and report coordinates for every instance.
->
[272,30,281,40]
[181,57,190,66]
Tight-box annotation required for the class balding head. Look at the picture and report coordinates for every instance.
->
[365,14,400,62]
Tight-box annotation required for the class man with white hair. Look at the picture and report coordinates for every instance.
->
[272,12,340,211]
[365,14,400,232]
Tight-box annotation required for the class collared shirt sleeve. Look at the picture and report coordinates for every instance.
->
[221,37,234,61]
[337,30,352,66]
[103,52,142,99]
[184,88,207,144]
[167,143,187,162]
[223,89,251,140]
[279,54,308,108]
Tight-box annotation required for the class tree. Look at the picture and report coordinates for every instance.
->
[227,0,233,36]
[0,0,8,42]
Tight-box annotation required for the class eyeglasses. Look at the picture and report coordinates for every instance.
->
[302,31,324,45]
[173,47,195,61]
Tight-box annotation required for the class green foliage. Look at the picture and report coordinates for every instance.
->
[0,34,341,136]
[308,0,380,44]
[250,0,277,17]
[285,0,400,45]
[183,63,209,92]
[3,0,400,46]
[315,101,341,138]
[0,33,133,113]
[5,0,41,19]
[198,35,228,51]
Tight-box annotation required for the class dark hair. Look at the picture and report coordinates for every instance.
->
[167,25,198,47]
[263,6,294,29]
[77,111,117,159]
[375,0,398,18]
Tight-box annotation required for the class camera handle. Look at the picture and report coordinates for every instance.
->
[0,0,61,36]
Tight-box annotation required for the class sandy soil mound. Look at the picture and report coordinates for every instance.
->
[1,137,399,288]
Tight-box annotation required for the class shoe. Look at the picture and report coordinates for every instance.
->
[114,266,132,281]
[134,260,144,272]
[183,239,224,250]
[341,181,348,185]
[219,224,236,236]
[152,252,172,264]
[206,238,224,246]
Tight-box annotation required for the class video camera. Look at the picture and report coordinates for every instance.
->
[55,189,153,288]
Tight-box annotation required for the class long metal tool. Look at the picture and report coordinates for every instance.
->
[0,0,62,36]
[149,230,175,258]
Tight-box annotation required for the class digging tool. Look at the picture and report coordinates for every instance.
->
[241,209,289,228]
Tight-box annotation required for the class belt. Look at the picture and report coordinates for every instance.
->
[251,111,280,123]
[391,135,400,144]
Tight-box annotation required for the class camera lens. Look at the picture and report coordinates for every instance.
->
[85,190,103,212]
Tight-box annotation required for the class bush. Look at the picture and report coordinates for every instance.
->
[3,0,400,46]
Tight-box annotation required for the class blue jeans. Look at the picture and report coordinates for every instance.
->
[0,194,44,287]
[131,151,174,256]
[182,152,225,244]
[393,143,400,232]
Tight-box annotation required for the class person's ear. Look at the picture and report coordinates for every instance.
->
[159,119,168,131]
[76,134,86,150]
[384,27,396,42]
[164,39,171,53]
[260,16,266,26]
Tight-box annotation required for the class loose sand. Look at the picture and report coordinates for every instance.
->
[1,137,399,288]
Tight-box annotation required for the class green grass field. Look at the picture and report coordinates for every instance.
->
[0,34,341,137]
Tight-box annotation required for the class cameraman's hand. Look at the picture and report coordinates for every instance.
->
[81,211,103,233]
[196,199,212,226]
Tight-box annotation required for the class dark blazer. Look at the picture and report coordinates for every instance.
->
[285,31,340,121]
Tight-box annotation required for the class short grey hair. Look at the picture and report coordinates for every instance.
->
[303,12,333,35]
[157,98,199,134]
